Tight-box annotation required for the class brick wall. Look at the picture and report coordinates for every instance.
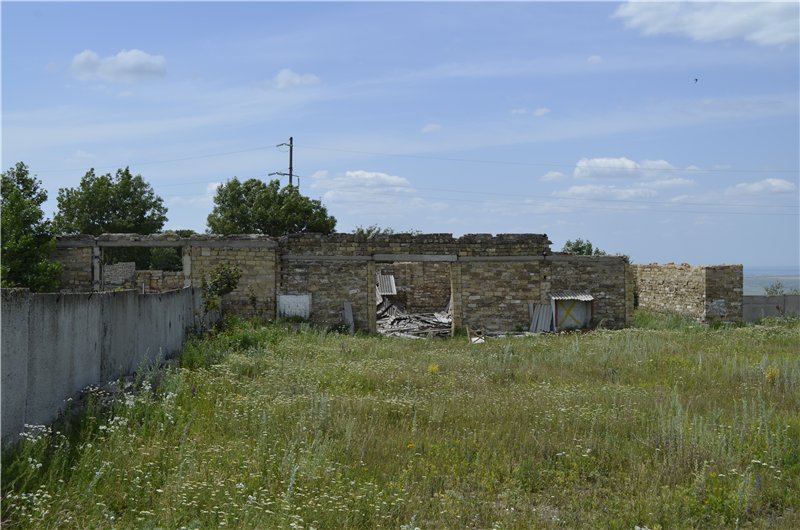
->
[633,263,743,321]
[187,242,278,320]
[135,270,184,293]
[53,245,93,292]
[547,256,633,329]
[457,261,541,331]
[280,232,552,257]
[379,262,451,313]
[703,265,743,321]
[280,259,370,329]
[53,233,743,332]
[104,262,136,290]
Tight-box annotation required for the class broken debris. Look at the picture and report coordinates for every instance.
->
[377,300,452,338]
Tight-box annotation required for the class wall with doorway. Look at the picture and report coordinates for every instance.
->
[53,233,642,332]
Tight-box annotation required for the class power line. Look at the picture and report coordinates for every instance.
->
[154,173,798,210]
[36,146,274,174]
[29,142,799,176]
[301,145,800,175]
[159,177,798,217]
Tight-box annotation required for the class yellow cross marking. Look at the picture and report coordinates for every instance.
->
[561,300,581,326]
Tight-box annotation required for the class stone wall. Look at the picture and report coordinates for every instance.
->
[547,256,633,329]
[104,262,136,289]
[704,265,743,321]
[135,270,185,293]
[280,232,552,257]
[185,238,278,321]
[52,233,744,332]
[379,262,451,313]
[53,244,93,292]
[633,263,743,321]
[281,259,371,329]
[458,261,542,331]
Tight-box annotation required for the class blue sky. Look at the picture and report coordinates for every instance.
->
[3,1,799,268]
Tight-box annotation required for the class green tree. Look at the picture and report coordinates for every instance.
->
[562,238,607,256]
[207,178,336,236]
[764,281,785,296]
[53,167,167,235]
[1,162,62,291]
[53,167,168,268]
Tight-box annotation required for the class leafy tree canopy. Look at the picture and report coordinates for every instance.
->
[207,178,336,236]
[1,162,62,291]
[53,167,167,236]
[562,238,608,256]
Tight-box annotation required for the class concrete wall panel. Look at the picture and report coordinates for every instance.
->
[26,293,102,427]
[1,289,31,444]
[743,295,800,322]
[2,287,209,445]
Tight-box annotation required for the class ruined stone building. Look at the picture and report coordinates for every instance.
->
[54,233,742,333]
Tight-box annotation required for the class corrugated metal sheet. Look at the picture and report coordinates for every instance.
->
[528,303,553,333]
[376,274,397,296]
[548,290,594,301]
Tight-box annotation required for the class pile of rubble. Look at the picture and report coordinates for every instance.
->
[376,301,452,338]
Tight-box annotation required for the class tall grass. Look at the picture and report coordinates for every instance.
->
[2,314,799,528]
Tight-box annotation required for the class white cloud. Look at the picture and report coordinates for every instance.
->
[614,2,799,47]
[310,169,449,219]
[574,157,639,179]
[541,171,567,182]
[421,123,442,134]
[726,178,797,195]
[586,55,603,64]
[574,157,682,180]
[167,182,220,208]
[638,178,695,189]
[511,107,549,117]
[311,169,413,200]
[274,68,320,90]
[71,49,166,83]
[72,149,94,159]
[557,184,657,201]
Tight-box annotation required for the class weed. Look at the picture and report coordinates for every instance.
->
[2,314,798,528]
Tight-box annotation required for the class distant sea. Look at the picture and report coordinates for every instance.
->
[744,266,800,295]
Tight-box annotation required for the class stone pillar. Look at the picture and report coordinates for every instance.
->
[624,262,635,326]
[450,261,462,332]
[539,258,552,303]
[268,250,279,320]
[367,260,377,333]
[182,245,193,288]
[92,244,102,291]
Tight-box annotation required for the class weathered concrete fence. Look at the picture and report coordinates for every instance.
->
[743,295,800,322]
[1,287,209,445]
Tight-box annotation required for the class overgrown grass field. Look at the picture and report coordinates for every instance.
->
[2,313,799,528]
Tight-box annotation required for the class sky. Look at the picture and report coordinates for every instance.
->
[2,1,799,268]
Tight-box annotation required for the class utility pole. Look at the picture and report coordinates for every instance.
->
[270,137,295,188]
